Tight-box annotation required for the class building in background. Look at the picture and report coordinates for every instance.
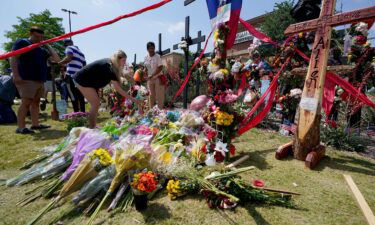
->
[228,13,268,59]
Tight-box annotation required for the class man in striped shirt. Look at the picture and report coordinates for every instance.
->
[58,39,86,112]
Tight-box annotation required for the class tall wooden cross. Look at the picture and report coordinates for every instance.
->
[277,0,375,169]
[158,33,171,56]
[173,16,206,108]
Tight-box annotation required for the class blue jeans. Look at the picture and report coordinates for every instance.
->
[55,79,68,101]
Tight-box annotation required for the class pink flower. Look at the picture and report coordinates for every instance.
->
[253,179,265,187]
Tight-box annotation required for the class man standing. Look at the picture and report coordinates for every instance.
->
[144,42,165,109]
[10,26,60,134]
[58,39,86,112]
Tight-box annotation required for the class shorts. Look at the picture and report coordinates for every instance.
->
[44,80,53,93]
[16,80,44,100]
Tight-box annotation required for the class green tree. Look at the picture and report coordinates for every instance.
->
[260,1,296,42]
[1,10,65,74]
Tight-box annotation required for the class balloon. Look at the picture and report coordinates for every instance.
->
[134,70,142,82]
[189,95,209,111]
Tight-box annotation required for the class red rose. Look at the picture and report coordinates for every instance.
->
[229,144,236,156]
[214,151,225,162]
[201,144,207,153]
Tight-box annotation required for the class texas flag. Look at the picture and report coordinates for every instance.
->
[206,0,242,49]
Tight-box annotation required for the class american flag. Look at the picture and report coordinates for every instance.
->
[281,124,291,131]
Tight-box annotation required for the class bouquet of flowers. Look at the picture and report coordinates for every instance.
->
[28,148,114,225]
[131,171,158,211]
[129,85,149,101]
[63,112,90,131]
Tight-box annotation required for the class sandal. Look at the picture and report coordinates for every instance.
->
[16,128,35,134]
[30,124,51,130]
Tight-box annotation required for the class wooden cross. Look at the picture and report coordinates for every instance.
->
[173,16,206,108]
[277,0,375,169]
[158,33,171,56]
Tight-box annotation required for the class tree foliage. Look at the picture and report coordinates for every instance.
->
[1,10,65,74]
[260,1,296,42]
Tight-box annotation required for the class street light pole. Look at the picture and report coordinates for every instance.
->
[61,8,78,40]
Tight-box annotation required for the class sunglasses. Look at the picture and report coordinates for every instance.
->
[30,29,44,34]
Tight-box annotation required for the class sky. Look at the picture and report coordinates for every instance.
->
[0,0,374,64]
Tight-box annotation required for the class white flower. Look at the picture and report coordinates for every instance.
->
[209,70,224,81]
[290,88,302,97]
[178,41,188,50]
[208,62,220,73]
[231,61,242,73]
[355,22,369,36]
[205,153,216,166]
[214,141,228,157]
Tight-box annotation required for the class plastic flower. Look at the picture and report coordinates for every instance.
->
[214,141,228,157]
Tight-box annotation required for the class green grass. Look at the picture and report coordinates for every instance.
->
[0,105,374,225]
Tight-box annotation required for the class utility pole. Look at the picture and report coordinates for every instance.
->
[61,8,78,40]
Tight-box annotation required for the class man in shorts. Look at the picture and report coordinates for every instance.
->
[10,26,60,134]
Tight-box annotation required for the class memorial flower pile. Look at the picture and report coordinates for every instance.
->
[6,106,296,225]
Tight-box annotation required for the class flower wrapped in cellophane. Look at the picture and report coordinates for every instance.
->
[6,127,88,187]
[62,130,111,181]
[28,148,114,225]
[87,140,153,225]
[6,151,73,187]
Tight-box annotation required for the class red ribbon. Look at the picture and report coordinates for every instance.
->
[238,57,291,136]
[0,0,172,60]
[172,30,213,102]
[236,73,248,96]
[239,18,278,46]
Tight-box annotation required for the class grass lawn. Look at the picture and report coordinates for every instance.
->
[0,105,374,225]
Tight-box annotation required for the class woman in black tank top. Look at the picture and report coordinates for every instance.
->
[73,50,140,128]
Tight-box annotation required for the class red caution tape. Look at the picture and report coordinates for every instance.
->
[0,0,172,60]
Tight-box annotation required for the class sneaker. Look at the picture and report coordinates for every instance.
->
[30,124,51,130]
[16,128,35,134]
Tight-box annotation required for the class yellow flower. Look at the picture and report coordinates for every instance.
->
[169,122,178,129]
[219,68,229,76]
[214,30,219,41]
[214,110,234,126]
[91,148,113,167]
[159,152,172,164]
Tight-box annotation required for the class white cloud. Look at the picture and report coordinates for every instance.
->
[153,21,185,34]
[167,21,184,34]
[92,0,103,6]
